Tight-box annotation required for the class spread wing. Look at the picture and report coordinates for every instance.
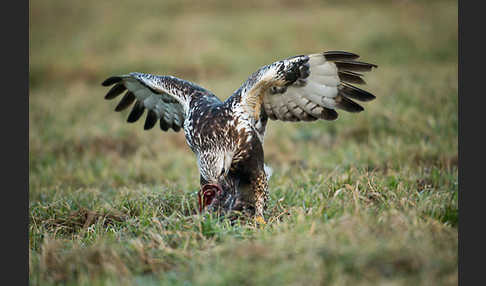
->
[228,51,377,123]
[101,73,214,132]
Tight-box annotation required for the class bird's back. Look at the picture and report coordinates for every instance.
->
[184,94,234,154]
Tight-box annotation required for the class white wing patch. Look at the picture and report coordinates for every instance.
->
[261,52,377,122]
[261,54,339,121]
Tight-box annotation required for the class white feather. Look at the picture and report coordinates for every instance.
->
[321,97,337,108]
[286,88,315,115]
[308,74,340,87]
[308,54,326,66]
[311,62,338,76]
[284,93,302,118]
[264,164,273,180]
[304,81,338,98]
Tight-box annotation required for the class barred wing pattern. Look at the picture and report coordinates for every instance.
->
[101,73,214,132]
[232,51,377,123]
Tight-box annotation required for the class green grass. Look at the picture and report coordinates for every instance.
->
[29,0,458,285]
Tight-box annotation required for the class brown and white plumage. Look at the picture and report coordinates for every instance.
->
[101,51,377,222]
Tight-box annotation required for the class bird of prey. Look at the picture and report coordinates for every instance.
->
[101,51,377,223]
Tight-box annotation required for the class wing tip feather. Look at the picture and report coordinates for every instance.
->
[102,76,123,87]
[321,107,338,121]
[127,101,145,123]
[340,83,376,102]
[323,51,360,61]
[143,110,158,130]
[338,71,367,85]
[114,91,136,112]
[335,95,364,113]
[334,60,378,72]
[104,83,126,100]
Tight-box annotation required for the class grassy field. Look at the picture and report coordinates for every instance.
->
[29,0,458,285]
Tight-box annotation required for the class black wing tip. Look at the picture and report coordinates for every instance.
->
[322,50,379,69]
[338,71,367,85]
[321,107,339,121]
[144,110,158,130]
[127,101,145,123]
[102,76,122,86]
[172,123,182,132]
[336,96,364,113]
[335,60,378,72]
[364,94,376,101]
[341,83,376,102]
[159,119,170,131]
[366,62,378,69]
[114,91,136,112]
[323,51,360,61]
[104,83,127,100]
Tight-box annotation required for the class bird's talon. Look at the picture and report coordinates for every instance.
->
[255,215,267,226]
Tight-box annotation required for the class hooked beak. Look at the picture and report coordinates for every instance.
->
[198,184,223,212]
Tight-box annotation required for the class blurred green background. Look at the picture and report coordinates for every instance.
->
[30,0,457,285]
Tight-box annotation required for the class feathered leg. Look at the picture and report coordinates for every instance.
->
[252,168,269,225]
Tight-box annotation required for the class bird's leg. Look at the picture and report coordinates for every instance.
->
[251,169,269,225]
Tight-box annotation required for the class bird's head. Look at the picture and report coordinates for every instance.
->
[197,150,234,212]
[198,183,222,213]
